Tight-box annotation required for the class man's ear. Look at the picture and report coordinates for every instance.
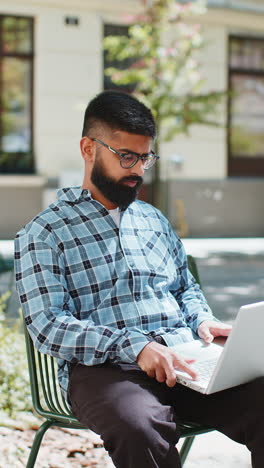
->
[80,137,95,163]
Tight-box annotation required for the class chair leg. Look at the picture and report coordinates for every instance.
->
[179,436,195,466]
[26,420,54,468]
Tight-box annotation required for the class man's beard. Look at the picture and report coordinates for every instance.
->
[91,158,143,210]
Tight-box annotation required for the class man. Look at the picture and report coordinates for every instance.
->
[15,91,264,467]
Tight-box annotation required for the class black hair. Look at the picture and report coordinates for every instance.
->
[81,90,156,138]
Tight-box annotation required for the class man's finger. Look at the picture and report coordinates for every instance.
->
[204,333,214,343]
[200,328,214,343]
[162,361,178,387]
[199,321,232,341]
[165,370,177,387]
[146,369,156,378]
[198,322,215,342]
[155,367,166,383]
[179,362,198,381]
[211,324,232,336]
[173,357,198,381]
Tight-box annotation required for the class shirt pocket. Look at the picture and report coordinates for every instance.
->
[137,229,176,278]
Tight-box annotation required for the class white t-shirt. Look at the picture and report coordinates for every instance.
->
[109,207,121,227]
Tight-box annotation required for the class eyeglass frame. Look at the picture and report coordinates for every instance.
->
[90,137,160,170]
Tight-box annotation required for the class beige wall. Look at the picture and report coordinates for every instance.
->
[0,176,45,239]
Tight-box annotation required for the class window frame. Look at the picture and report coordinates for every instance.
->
[228,34,264,177]
[0,14,34,174]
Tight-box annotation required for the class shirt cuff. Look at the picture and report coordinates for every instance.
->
[195,314,220,333]
[119,331,151,363]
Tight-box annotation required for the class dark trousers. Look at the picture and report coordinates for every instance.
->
[68,362,264,468]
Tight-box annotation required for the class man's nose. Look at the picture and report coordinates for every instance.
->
[130,159,145,176]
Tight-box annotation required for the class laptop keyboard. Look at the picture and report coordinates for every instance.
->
[193,357,217,383]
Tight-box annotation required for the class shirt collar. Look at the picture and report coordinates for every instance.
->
[57,186,140,216]
[57,186,92,203]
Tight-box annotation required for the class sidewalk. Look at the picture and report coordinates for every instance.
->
[182,237,264,257]
[183,237,264,324]
[1,237,263,258]
[178,431,251,467]
[180,238,261,466]
[0,425,251,468]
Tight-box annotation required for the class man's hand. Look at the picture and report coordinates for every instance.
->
[198,320,232,344]
[137,341,198,387]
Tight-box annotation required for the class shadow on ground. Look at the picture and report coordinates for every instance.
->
[197,252,264,323]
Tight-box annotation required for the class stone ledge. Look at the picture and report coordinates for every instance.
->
[0,175,46,187]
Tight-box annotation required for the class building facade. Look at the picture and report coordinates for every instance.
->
[0,0,263,238]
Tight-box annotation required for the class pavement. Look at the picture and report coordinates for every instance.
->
[180,238,262,467]
[182,238,264,324]
[1,237,263,466]
[177,431,251,467]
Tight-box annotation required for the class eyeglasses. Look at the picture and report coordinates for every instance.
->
[91,138,159,170]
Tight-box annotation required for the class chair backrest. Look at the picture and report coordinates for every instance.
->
[23,320,80,425]
[187,254,201,287]
[23,255,201,423]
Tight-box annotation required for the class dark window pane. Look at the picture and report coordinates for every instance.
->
[230,38,243,68]
[230,75,264,158]
[230,37,264,71]
[0,15,34,174]
[104,23,136,93]
[2,16,33,54]
[2,57,32,152]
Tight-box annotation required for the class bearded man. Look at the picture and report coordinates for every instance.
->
[15,91,264,468]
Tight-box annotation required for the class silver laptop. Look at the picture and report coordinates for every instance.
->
[171,301,264,394]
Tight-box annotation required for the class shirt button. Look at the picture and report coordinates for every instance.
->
[82,189,88,196]
[134,293,140,301]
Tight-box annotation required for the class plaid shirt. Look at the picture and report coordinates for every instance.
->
[15,187,214,400]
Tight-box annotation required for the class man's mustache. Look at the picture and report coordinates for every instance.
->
[119,176,143,185]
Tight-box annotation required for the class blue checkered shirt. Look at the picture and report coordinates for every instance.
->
[15,187,214,400]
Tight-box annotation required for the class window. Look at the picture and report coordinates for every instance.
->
[228,36,264,176]
[0,15,34,174]
[103,24,136,93]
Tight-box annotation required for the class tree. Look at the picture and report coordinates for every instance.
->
[104,0,225,210]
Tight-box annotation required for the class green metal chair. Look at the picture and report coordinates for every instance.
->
[23,254,214,467]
